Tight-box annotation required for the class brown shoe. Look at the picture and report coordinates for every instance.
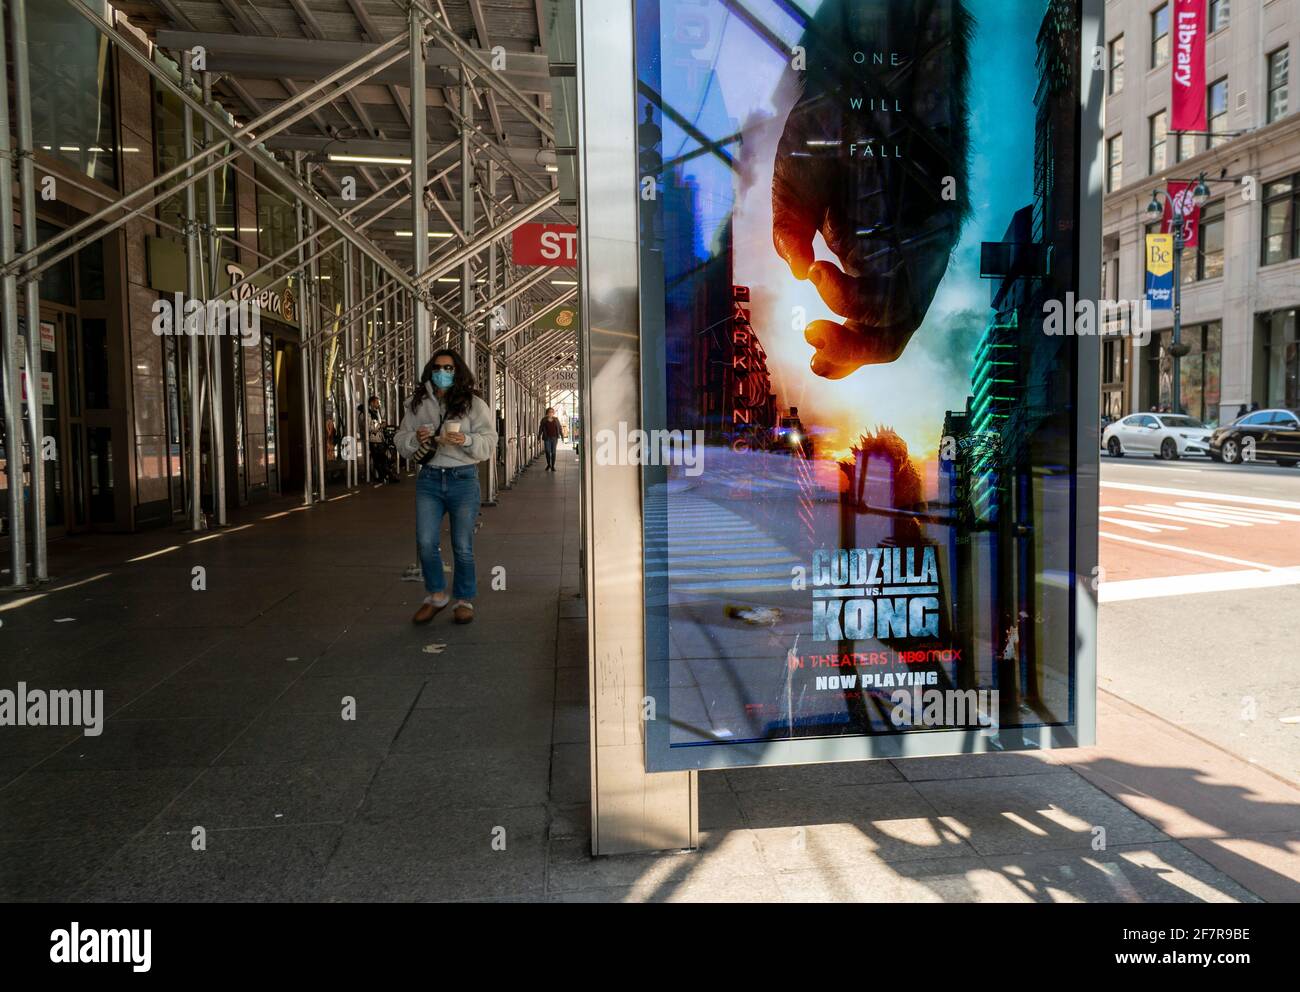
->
[452,601,475,624]
[412,595,449,624]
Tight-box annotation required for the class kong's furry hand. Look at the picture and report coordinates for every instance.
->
[773,0,973,379]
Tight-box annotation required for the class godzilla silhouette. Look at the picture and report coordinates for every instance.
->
[841,426,928,547]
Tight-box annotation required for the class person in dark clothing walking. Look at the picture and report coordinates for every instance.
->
[539,407,565,471]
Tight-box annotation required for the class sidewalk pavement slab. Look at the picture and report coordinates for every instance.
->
[0,447,1291,902]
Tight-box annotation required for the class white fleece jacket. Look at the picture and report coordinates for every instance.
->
[394,388,498,468]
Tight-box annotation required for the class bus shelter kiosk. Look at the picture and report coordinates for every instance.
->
[577,0,1104,855]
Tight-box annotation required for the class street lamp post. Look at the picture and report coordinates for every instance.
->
[1146,173,1211,415]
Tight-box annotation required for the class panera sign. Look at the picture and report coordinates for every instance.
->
[226,263,296,324]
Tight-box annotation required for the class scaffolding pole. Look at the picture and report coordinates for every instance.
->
[10,0,46,580]
[182,56,204,532]
[207,145,462,328]
[410,3,432,377]
[344,243,356,490]
[13,2,414,287]
[295,152,313,506]
[413,190,560,292]
[201,71,228,527]
[0,0,27,586]
[493,286,578,347]
[460,70,476,365]
[485,159,499,504]
[308,173,326,503]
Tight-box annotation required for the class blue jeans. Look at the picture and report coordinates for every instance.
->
[415,464,480,599]
[544,436,558,467]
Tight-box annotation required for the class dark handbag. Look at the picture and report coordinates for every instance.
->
[412,406,449,466]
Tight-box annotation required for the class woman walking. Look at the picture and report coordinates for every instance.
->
[538,406,565,471]
[395,349,498,625]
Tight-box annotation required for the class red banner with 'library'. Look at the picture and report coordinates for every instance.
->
[1171,0,1207,132]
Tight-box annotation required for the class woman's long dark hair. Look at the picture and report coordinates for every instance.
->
[409,348,476,418]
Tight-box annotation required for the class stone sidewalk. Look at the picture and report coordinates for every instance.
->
[1,445,1295,902]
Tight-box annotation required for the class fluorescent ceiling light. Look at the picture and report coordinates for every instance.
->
[551,279,577,286]
[395,231,454,238]
[327,153,412,166]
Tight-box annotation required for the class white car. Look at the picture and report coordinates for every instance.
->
[1102,413,1213,460]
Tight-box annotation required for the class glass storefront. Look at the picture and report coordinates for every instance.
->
[26,2,119,188]
[1148,323,1222,423]
[1261,309,1298,410]
[1101,335,1125,421]
[153,77,237,259]
[0,218,125,537]
[257,168,298,268]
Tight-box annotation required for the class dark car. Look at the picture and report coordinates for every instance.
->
[1208,408,1300,466]
[773,415,815,459]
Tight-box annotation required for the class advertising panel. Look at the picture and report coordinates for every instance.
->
[1146,234,1174,311]
[1171,0,1207,133]
[1161,182,1200,250]
[634,0,1098,770]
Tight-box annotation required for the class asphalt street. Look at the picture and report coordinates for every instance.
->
[1098,452,1300,786]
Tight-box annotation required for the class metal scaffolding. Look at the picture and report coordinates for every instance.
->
[0,0,578,586]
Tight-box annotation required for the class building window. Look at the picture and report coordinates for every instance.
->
[1196,199,1225,281]
[1107,134,1123,193]
[1101,334,1127,422]
[256,168,299,272]
[1149,110,1167,174]
[1176,132,1197,162]
[1102,336,1127,390]
[1178,200,1217,286]
[153,80,238,258]
[1209,0,1229,33]
[1262,176,1298,265]
[1109,36,1125,95]
[26,4,119,188]
[1268,48,1289,124]
[1103,339,1120,386]
[1208,77,1229,148]
[213,169,239,262]
[1151,4,1170,68]
[152,81,182,235]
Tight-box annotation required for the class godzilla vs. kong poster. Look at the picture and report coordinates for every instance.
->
[636,0,1084,770]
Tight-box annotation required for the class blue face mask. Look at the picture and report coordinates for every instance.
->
[431,369,455,390]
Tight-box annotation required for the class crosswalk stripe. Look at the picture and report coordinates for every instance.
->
[1177,501,1300,522]
[1131,503,1256,526]
[1163,504,1280,525]
[1108,505,1230,528]
[1096,514,1184,533]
